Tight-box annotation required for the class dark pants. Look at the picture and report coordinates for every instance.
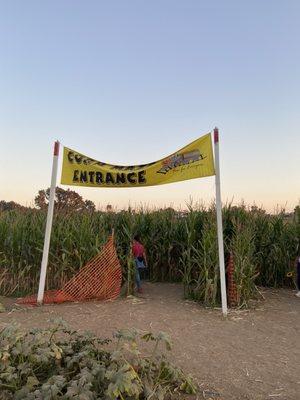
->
[135,258,146,289]
[297,262,300,290]
[135,265,141,289]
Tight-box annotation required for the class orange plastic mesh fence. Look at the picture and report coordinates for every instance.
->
[17,235,122,305]
[226,252,239,308]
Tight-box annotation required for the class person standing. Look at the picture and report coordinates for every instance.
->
[296,256,300,297]
[132,235,148,293]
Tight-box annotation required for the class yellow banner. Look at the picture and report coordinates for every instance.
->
[61,133,215,188]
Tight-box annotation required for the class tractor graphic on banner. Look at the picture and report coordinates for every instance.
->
[157,150,203,174]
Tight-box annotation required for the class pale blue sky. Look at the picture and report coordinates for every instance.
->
[0,1,299,211]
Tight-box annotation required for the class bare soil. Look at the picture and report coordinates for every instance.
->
[1,283,299,400]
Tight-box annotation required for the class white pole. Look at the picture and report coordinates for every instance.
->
[213,127,228,316]
[37,141,60,305]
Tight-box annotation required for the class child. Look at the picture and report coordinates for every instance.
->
[132,235,148,293]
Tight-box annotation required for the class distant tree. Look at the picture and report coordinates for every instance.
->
[106,204,113,212]
[84,199,97,212]
[35,187,96,212]
[0,200,25,212]
[165,207,176,214]
[250,205,266,215]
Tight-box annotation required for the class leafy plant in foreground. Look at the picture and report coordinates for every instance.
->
[0,320,196,400]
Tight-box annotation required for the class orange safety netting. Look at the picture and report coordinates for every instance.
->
[17,235,122,305]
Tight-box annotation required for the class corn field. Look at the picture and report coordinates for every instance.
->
[0,204,299,307]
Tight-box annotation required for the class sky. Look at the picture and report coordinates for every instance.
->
[0,0,299,212]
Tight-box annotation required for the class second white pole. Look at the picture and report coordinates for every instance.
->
[37,141,60,305]
[213,127,228,316]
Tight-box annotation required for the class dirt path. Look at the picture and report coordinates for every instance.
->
[1,283,299,400]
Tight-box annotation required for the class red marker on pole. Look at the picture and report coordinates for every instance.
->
[214,127,219,143]
[54,140,60,156]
